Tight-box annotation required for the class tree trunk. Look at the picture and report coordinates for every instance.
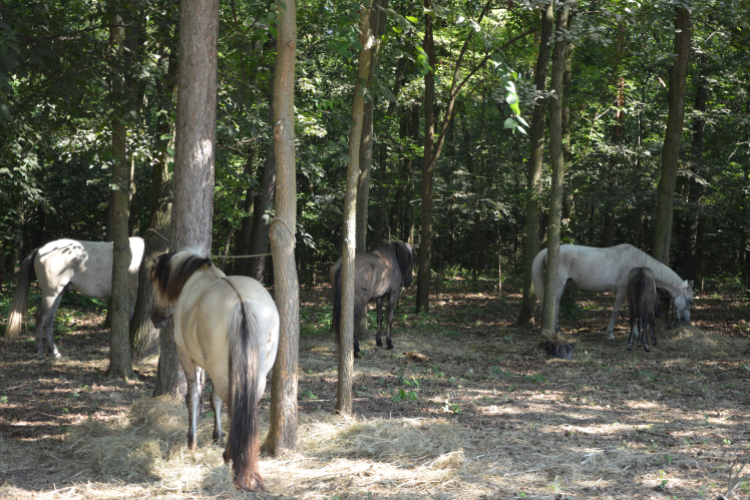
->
[653,6,691,264]
[516,3,554,326]
[336,1,373,415]
[415,0,437,313]
[153,0,219,396]
[130,47,177,362]
[108,7,133,378]
[264,0,299,455]
[234,146,256,275]
[541,4,568,333]
[244,71,277,282]
[354,0,387,346]
[682,64,707,281]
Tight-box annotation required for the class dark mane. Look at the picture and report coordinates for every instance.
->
[152,251,212,302]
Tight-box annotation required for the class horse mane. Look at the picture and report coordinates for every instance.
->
[150,250,212,302]
[382,241,413,278]
[626,246,682,290]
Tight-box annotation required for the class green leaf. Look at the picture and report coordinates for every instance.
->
[269,25,278,38]
[405,15,418,23]
[503,117,518,130]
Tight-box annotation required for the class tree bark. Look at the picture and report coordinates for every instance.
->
[153,0,218,396]
[682,63,707,281]
[264,0,299,455]
[541,4,569,333]
[108,6,133,378]
[415,0,437,313]
[130,47,176,363]
[653,6,691,264]
[354,0,387,348]
[516,3,554,326]
[336,0,373,415]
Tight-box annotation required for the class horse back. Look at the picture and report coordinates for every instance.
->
[176,274,279,402]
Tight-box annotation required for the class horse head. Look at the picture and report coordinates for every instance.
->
[673,279,694,325]
[147,250,212,329]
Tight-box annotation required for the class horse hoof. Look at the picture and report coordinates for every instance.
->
[608,338,616,342]
[376,339,383,347]
[386,343,394,350]
[627,346,632,351]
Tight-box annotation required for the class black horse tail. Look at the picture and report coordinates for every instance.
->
[332,264,342,343]
[6,248,39,339]
[228,299,263,490]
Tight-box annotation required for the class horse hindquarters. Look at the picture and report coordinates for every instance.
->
[227,302,265,492]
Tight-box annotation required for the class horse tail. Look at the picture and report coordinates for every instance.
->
[332,264,342,343]
[228,299,262,490]
[531,248,547,303]
[5,248,39,339]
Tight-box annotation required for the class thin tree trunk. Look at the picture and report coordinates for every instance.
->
[234,147,256,276]
[264,0,299,455]
[516,3,554,326]
[653,6,691,264]
[130,48,176,362]
[354,0,387,346]
[682,63,707,281]
[336,1,373,415]
[108,6,133,378]
[154,0,218,396]
[541,4,569,333]
[245,71,277,282]
[415,0,437,313]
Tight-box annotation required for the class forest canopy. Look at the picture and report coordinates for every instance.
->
[1,0,749,293]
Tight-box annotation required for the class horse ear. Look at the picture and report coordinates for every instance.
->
[146,255,160,281]
[687,279,694,289]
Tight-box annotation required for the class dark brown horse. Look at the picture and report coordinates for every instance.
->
[331,241,416,357]
[627,267,662,352]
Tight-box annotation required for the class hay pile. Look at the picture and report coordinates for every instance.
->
[657,324,748,359]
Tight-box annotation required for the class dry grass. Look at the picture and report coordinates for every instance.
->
[3,290,750,500]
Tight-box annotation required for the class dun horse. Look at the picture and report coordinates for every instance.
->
[5,237,145,359]
[627,267,662,352]
[148,250,279,492]
[331,241,416,357]
[532,244,693,341]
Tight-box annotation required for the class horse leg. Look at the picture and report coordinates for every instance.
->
[375,297,384,348]
[45,292,65,359]
[606,288,627,342]
[552,278,567,333]
[211,390,224,444]
[651,316,657,346]
[628,315,636,351]
[642,314,650,352]
[385,292,398,350]
[184,364,201,450]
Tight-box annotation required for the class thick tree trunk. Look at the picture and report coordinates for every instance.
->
[264,0,299,455]
[153,0,218,396]
[541,5,568,333]
[516,3,554,326]
[336,0,373,416]
[653,6,691,264]
[108,8,133,378]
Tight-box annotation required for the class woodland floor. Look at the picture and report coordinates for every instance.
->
[1,276,750,500]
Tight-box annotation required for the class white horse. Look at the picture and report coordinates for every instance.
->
[532,244,693,341]
[5,237,145,359]
[147,250,279,492]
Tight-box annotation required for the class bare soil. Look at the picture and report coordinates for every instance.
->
[2,278,750,499]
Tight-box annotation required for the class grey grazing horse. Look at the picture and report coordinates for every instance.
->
[532,244,693,341]
[331,241,416,357]
[6,237,144,359]
[627,267,662,352]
